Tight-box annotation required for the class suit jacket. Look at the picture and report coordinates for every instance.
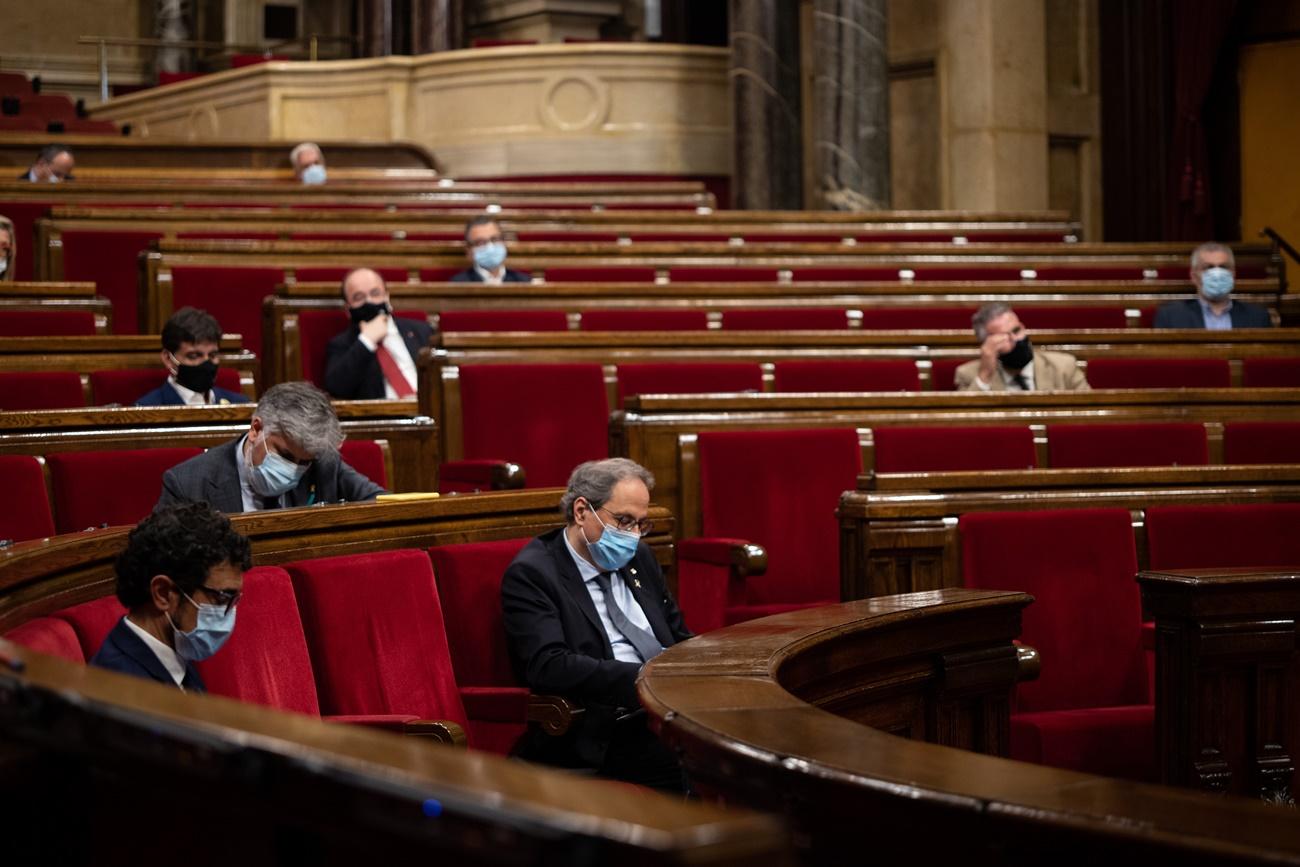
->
[155,436,386,513]
[449,267,531,283]
[90,616,206,692]
[954,348,1090,392]
[501,527,692,767]
[323,316,435,400]
[1153,298,1274,329]
[134,381,249,407]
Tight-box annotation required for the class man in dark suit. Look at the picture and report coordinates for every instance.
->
[91,502,250,691]
[20,144,75,182]
[449,216,531,283]
[136,306,249,406]
[501,458,692,791]
[323,267,435,400]
[156,381,385,513]
[1154,241,1274,329]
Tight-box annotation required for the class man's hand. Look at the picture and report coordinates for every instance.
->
[977,331,1014,383]
[359,311,389,346]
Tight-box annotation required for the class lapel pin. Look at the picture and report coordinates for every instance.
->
[633,578,642,589]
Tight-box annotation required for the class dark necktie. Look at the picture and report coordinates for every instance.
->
[1012,372,1030,390]
[594,571,662,663]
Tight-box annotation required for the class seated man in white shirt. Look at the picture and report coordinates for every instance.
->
[322,267,435,400]
[90,502,249,691]
[136,306,249,406]
[955,302,1090,392]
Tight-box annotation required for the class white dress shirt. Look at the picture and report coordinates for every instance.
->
[562,527,660,665]
[122,616,187,688]
[357,315,419,399]
[473,263,507,285]
[168,375,213,406]
[973,360,1037,391]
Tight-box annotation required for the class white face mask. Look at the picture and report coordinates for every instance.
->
[301,163,327,185]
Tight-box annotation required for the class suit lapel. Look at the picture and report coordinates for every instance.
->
[111,620,178,687]
[400,321,430,359]
[546,531,610,651]
[205,439,248,513]
[1032,354,1052,390]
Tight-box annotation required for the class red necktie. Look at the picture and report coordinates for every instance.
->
[374,345,415,397]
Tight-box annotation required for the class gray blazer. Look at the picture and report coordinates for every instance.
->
[155,437,385,513]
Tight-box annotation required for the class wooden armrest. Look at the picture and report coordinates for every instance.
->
[677,538,768,577]
[401,720,468,746]
[527,694,585,736]
[1016,644,1040,683]
[440,459,526,491]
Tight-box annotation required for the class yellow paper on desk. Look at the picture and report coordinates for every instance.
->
[375,492,441,502]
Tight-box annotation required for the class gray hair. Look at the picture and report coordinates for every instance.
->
[971,302,1014,342]
[253,381,343,457]
[560,458,655,522]
[289,142,323,169]
[1190,241,1234,271]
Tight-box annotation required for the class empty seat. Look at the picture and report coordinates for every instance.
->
[294,309,348,385]
[0,455,55,543]
[960,508,1153,781]
[3,617,84,662]
[721,308,850,330]
[873,425,1036,473]
[294,266,409,283]
[1085,358,1231,389]
[930,358,967,391]
[0,372,84,410]
[1223,422,1300,465]
[89,367,243,406]
[773,360,920,392]
[857,307,975,330]
[338,440,387,488]
[542,266,654,282]
[579,309,709,331]
[439,310,569,332]
[419,266,466,281]
[1016,307,1129,329]
[52,596,128,661]
[0,310,97,336]
[1047,423,1208,468]
[615,362,762,404]
[45,448,202,534]
[1146,503,1300,571]
[668,267,781,282]
[61,229,164,333]
[21,93,77,120]
[1242,357,1300,387]
[170,265,284,355]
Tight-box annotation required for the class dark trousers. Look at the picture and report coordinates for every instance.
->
[598,713,688,794]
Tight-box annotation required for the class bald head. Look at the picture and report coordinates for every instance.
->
[341,268,388,308]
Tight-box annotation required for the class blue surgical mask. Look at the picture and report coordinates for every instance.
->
[249,436,309,497]
[1200,266,1233,300]
[301,163,327,185]
[168,591,237,662]
[472,241,507,272]
[581,506,641,571]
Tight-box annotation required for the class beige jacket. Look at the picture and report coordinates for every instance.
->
[954,348,1090,391]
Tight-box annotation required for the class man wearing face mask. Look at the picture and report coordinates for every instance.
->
[1153,242,1274,329]
[136,307,249,406]
[450,215,531,284]
[323,267,435,400]
[501,458,692,791]
[20,144,75,182]
[955,302,1090,391]
[155,380,385,513]
[0,216,13,281]
[290,141,327,185]
[90,502,250,691]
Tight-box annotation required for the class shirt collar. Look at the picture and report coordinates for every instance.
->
[122,615,188,687]
[474,263,506,285]
[1198,296,1233,315]
[168,374,213,406]
[561,525,602,582]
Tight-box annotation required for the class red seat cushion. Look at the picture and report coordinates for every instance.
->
[615,362,762,404]
[4,617,85,662]
[1085,358,1231,389]
[1146,503,1300,571]
[0,371,84,410]
[858,307,975,329]
[1047,423,1208,468]
[773,360,919,392]
[294,266,409,283]
[722,308,849,330]
[338,440,387,488]
[427,539,531,687]
[61,229,164,334]
[295,309,348,385]
[170,266,284,356]
[580,309,709,331]
[1016,307,1129,329]
[792,267,908,282]
[457,364,609,488]
[419,266,464,281]
[1011,705,1156,782]
[89,367,242,405]
[439,310,569,332]
[1242,357,1300,387]
[669,267,781,282]
[0,455,55,543]
[930,359,968,391]
[54,596,128,661]
[196,566,322,716]
[0,200,54,281]
[45,448,202,534]
[873,425,1036,473]
[542,266,654,282]
[0,310,96,336]
[1223,422,1300,465]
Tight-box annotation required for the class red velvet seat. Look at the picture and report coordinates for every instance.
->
[61,229,164,333]
[791,267,902,282]
[0,310,97,336]
[1146,503,1300,570]
[542,266,654,282]
[338,440,387,488]
[0,371,84,410]
[579,309,709,331]
[288,232,392,242]
[721,308,850,330]
[668,267,781,282]
[22,93,76,120]
[773,360,920,392]
[53,596,127,661]
[515,231,622,243]
[1047,423,1208,468]
[960,508,1154,781]
[439,310,569,332]
[419,267,466,281]
[0,115,47,132]
[1223,422,1300,465]
[679,428,862,631]
[1085,358,1231,389]
[89,367,242,406]
[1016,307,1129,329]
[294,266,409,283]
[615,362,762,403]
[285,550,474,743]
[1242,357,1300,387]
[3,617,85,662]
[45,448,202,534]
[1,200,53,281]
[455,363,608,489]
[0,455,55,544]
[857,307,975,329]
[170,266,284,356]
[873,425,1036,473]
[427,539,534,754]
[175,231,279,241]
[294,309,348,385]
[930,359,967,391]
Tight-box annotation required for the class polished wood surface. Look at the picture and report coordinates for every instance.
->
[0,281,98,298]
[0,135,439,169]
[0,296,112,332]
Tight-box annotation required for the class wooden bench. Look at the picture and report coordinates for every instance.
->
[0,280,98,298]
[0,296,112,334]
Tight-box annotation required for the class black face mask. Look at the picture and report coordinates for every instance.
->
[999,335,1034,370]
[349,301,391,325]
[174,359,219,395]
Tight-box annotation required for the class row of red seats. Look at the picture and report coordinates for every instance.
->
[0,368,245,411]
[0,441,386,543]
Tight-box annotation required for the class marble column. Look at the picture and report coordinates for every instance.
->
[810,0,890,210]
[357,0,394,57]
[729,0,803,210]
[412,0,462,53]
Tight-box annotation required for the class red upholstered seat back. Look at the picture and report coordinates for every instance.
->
[0,371,84,410]
[857,307,975,329]
[1016,306,1129,329]
[170,266,284,356]
[698,428,862,606]
[1146,504,1300,571]
[0,200,53,281]
[543,266,652,282]
[338,440,386,488]
[0,455,55,543]
[4,617,85,662]
[54,596,128,660]
[61,229,164,333]
[285,550,469,732]
[427,538,531,686]
[439,310,569,332]
[930,358,967,391]
[295,309,349,385]
[773,360,919,392]
[615,363,762,404]
[722,308,849,330]
[418,267,464,281]
[89,367,242,405]
[1047,423,1208,468]
[0,310,96,336]
[45,448,202,534]
[1242,357,1300,387]
[1223,422,1300,464]
[668,267,781,282]
[580,309,709,330]
[960,508,1147,712]
[458,364,609,487]
[1084,358,1231,389]
[873,425,1036,473]
[294,266,409,283]
[196,566,321,716]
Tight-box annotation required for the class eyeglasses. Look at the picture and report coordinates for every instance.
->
[467,234,504,248]
[597,506,654,537]
[196,584,241,616]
